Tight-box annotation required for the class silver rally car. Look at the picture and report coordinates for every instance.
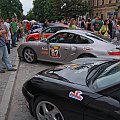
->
[18,30,120,63]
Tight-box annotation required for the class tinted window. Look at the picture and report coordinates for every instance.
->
[57,27,67,31]
[92,63,120,90]
[43,27,57,33]
[73,35,93,44]
[49,33,73,43]
[86,33,111,43]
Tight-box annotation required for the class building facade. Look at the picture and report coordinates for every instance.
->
[91,0,120,18]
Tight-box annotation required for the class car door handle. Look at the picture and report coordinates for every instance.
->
[64,48,69,50]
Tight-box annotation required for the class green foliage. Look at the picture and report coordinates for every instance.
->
[0,0,23,19]
[28,0,90,21]
[26,9,35,21]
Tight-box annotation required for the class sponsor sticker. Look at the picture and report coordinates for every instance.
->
[42,47,48,51]
[69,91,83,101]
[40,51,49,55]
[49,46,61,58]
[55,64,80,70]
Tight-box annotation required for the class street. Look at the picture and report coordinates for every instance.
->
[7,61,57,120]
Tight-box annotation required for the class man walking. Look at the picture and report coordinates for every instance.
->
[0,17,16,73]
[10,18,17,47]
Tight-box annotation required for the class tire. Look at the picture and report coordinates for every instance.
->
[23,48,37,63]
[33,96,65,120]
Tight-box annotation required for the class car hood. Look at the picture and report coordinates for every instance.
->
[34,61,107,86]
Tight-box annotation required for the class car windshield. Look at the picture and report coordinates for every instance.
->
[91,62,120,91]
[86,33,111,43]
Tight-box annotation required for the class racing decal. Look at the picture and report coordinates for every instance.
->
[70,64,80,70]
[49,46,61,58]
[42,46,48,51]
[40,51,49,55]
[55,64,80,70]
[69,91,83,101]
[83,47,93,51]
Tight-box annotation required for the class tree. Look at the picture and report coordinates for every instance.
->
[26,9,35,21]
[31,0,91,21]
[0,0,23,19]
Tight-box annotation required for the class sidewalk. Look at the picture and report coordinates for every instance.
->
[0,42,21,120]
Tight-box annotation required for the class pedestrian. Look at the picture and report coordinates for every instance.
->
[4,18,11,53]
[86,18,92,31]
[0,17,16,73]
[69,18,77,30]
[108,16,114,39]
[26,22,31,34]
[115,19,120,42]
[80,18,86,29]
[99,19,110,38]
[112,18,117,39]
[10,18,17,47]
[92,16,101,33]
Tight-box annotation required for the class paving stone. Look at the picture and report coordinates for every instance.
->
[7,60,56,120]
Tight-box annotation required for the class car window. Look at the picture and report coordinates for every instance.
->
[49,32,70,43]
[92,63,120,91]
[73,35,93,44]
[57,27,67,31]
[43,27,57,33]
[86,33,110,43]
[32,25,39,30]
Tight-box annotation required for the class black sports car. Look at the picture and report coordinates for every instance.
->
[22,58,120,120]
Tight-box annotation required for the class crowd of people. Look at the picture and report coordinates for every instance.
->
[0,17,26,73]
[68,16,120,41]
[43,16,120,41]
[0,15,120,73]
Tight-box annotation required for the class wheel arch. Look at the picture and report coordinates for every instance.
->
[77,53,96,58]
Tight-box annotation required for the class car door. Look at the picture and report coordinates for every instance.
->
[45,32,71,63]
[66,34,94,61]
[84,87,120,120]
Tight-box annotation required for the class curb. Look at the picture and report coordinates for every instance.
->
[0,55,20,120]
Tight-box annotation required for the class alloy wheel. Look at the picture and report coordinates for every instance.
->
[23,48,36,63]
[36,101,64,120]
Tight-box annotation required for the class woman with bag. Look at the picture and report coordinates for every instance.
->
[99,19,110,38]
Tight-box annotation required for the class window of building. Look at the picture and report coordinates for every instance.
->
[109,0,111,3]
[102,0,104,5]
[116,0,120,2]
[97,0,99,6]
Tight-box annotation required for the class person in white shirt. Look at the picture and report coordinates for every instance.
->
[4,19,11,53]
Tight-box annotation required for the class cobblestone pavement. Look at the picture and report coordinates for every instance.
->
[7,61,57,120]
[0,45,18,104]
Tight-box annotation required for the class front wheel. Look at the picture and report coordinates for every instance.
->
[33,97,65,120]
[23,48,37,63]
